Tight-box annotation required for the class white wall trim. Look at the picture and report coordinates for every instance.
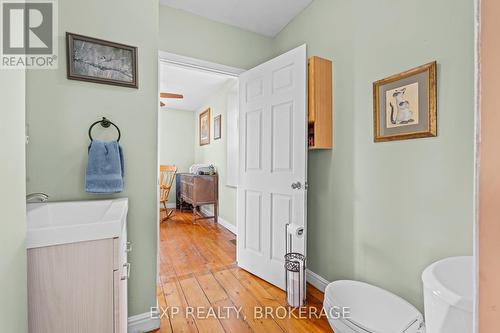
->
[306,269,330,293]
[200,206,237,235]
[217,215,237,235]
[128,312,160,333]
[159,50,245,77]
[472,0,480,332]
[163,202,176,209]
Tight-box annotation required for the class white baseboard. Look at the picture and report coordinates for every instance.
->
[162,202,176,209]
[128,312,160,333]
[217,216,237,235]
[307,269,330,292]
[200,207,237,235]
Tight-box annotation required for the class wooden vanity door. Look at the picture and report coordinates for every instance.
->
[28,239,115,333]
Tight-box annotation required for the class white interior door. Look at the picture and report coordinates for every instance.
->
[237,44,308,289]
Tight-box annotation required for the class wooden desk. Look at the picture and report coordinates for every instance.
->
[177,173,218,223]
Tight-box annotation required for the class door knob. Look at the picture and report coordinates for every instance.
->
[291,182,302,190]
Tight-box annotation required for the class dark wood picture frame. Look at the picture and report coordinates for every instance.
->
[214,115,222,140]
[66,32,138,88]
[373,61,437,142]
[199,108,211,146]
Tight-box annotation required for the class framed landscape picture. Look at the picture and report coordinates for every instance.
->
[214,115,221,140]
[66,32,138,88]
[199,108,211,146]
[373,61,437,142]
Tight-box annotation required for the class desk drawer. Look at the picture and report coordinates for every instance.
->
[180,182,193,200]
[180,174,194,185]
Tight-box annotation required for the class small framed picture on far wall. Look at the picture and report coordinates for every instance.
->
[214,115,221,140]
[199,108,210,146]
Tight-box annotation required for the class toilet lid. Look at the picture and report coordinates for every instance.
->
[324,280,423,333]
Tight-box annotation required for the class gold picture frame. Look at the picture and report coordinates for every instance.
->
[373,61,437,142]
[199,108,210,146]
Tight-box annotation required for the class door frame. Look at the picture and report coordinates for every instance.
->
[476,0,500,332]
[156,50,244,286]
[159,51,245,77]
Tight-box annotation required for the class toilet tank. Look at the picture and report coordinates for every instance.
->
[422,256,473,333]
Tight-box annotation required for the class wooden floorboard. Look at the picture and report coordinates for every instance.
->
[151,210,333,333]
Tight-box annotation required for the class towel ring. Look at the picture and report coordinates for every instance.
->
[88,117,121,142]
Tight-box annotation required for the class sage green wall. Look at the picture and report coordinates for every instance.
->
[273,0,357,284]
[26,0,159,317]
[159,109,195,203]
[351,0,474,310]
[159,6,275,69]
[275,0,474,310]
[194,80,238,226]
[0,71,27,331]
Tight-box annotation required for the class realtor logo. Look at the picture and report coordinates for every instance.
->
[1,0,58,68]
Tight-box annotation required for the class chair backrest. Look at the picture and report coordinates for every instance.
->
[159,165,177,203]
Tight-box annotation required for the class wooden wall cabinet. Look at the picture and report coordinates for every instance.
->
[308,56,333,150]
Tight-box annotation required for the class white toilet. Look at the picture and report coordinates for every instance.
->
[323,256,473,333]
[422,256,473,333]
[324,280,424,333]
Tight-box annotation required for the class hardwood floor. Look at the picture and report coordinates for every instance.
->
[153,210,333,333]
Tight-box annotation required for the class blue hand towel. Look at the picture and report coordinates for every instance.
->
[85,140,124,193]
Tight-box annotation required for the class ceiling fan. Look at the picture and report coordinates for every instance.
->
[160,92,183,107]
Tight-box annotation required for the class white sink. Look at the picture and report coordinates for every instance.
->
[26,198,128,249]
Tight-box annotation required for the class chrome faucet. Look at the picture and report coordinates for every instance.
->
[26,192,49,203]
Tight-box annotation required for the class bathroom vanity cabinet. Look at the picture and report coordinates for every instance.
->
[27,223,129,333]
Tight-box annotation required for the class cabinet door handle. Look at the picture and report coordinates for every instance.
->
[126,241,132,253]
[121,263,131,280]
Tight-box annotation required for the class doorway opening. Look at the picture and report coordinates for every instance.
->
[155,49,324,332]
[157,52,240,232]
[157,51,241,283]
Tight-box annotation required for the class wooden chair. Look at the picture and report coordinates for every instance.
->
[159,165,177,222]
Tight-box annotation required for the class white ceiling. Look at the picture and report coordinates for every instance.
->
[159,62,235,111]
[159,0,313,37]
